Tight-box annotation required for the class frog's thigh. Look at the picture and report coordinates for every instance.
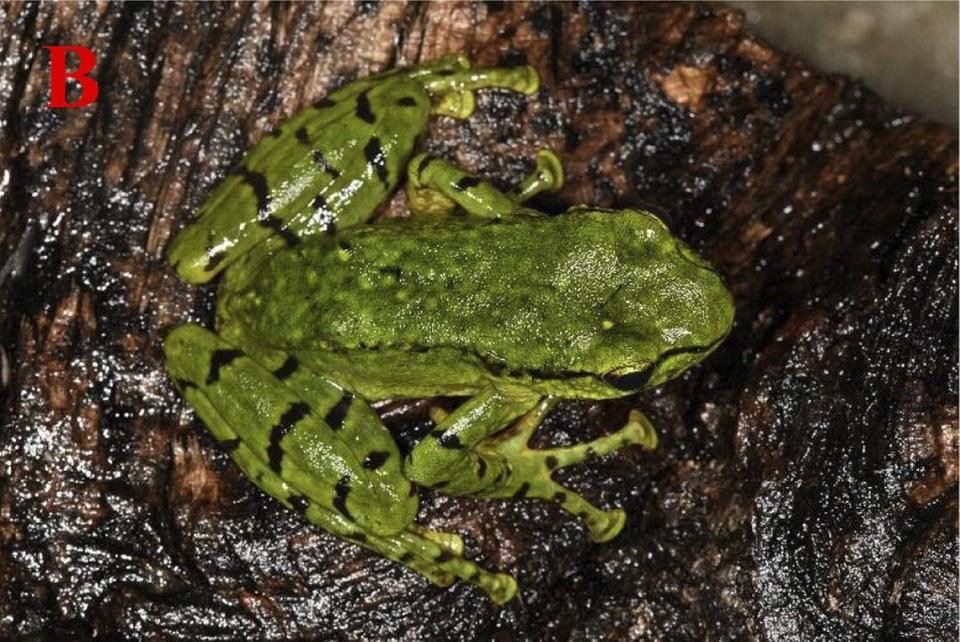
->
[165,324,416,537]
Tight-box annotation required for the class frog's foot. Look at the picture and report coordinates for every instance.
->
[405,148,563,219]
[477,401,658,542]
[410,54,539,119]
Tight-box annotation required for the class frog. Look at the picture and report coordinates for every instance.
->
[163,54,735,604]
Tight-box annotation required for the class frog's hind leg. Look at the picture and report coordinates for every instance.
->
[165,324,517,603]
[405,149,563,219]
[406,387,657,543]
[185,386,515,601]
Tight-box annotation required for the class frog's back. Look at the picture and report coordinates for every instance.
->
[227,210,729,375]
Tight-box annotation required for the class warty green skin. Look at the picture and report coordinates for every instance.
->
[163,55,735,605]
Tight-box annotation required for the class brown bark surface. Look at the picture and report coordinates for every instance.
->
[0,2,956,640]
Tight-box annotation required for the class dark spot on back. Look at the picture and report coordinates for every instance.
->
[362,451,390,470]
[396,96,417,107]
[324,392,353,430]
[206,348,244,385]
[267,402,311,473]
[272,355,299,381]
[355,90,376,124]
[378,266,402,280]
[364,137,389,185]
[552,491,567,504]
[434,550,453,563]
[545,455,558,470]
[295,127,309,144]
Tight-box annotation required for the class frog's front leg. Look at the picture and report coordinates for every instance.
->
[405,149,564,218]
[164,325,517,603]
[406,386,658,543]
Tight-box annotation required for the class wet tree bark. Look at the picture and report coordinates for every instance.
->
[0,2,956,639]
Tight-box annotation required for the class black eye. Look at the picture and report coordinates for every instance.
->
[603,364,656,391]
[639,202,674,231]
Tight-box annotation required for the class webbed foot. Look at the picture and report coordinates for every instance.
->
[477,401,657,542]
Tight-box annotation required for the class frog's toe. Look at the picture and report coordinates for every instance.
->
[590,509,626,543]
[487,573,518,606]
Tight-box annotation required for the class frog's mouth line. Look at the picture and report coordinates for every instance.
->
[601,333,727,390]
[473,332,727,391]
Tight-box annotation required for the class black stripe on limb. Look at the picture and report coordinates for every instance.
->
[267,402,311,473]
[219,437,241,453]
[288,494,310,515]
[312,150,342,179]
[416,154,432,176]
[204,250,227,273]
[238,167,270,216]
[364,137,389,185]
[324,393,353,430]
[453,176,482,192]
[314,97,335,109]
[512,482,530,499]
[362,451,390,470]
[334,475,353,520]
[355,90,376,124]
[174,378,197,391]
[437,430,464,449]
[272,355,299,381]
[295,127,309,144]
[259,214,301,248]
[206,349,244,385]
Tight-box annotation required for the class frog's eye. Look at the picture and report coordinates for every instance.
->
[602,363,656,391]
[639,202,674,231]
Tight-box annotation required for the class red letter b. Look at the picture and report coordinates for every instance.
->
[45,45,98,108]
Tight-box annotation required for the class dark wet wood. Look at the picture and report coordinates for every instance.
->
[0,2,956,639]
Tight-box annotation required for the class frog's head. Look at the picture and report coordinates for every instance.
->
[571,209,735,394]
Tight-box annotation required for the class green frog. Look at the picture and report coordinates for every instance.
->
[164,55,734,604]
